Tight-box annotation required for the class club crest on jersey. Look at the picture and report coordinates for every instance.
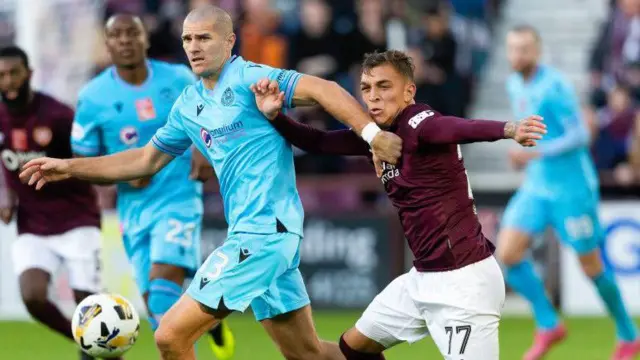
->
[201,127,212,148]
[221,87,234,107]
[120,127,139,145]
[33,126,52,146]
[135,97,156,121]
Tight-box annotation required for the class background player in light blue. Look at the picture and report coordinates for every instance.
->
[21,5,402,360]
[496,25,639,360]
[70,14,235,359]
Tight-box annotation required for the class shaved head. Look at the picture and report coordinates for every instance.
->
[185,4,233,35]
[182,4,236,80]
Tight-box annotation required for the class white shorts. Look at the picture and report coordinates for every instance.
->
[12,226,102,293]
[355,256,506,360]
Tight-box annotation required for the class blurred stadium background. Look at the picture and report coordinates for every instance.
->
[0,0,639,358]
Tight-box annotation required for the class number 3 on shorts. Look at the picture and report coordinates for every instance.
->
[201,250,229,279]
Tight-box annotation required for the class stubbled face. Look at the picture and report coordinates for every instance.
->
[360,64,415,127]
[0,56,31,109]
[105,16,148,68]
[182,19,235,78]
[506,31,539,74]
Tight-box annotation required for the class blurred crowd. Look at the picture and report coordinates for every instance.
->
[587,0,640,186]
[99,0,503,178]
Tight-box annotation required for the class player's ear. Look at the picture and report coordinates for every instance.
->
[405,82,416,104]
[226,33,236,51]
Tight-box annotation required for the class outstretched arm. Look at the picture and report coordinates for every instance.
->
[418,115,508,144]
[271,113,370,156]
[20,142,174,189]
[250,78,370,156]
[414,107,545,146]
[243,66,401,164]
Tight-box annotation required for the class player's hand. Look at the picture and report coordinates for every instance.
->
[250,79,284,121]
[372,153,383,178]
[370,131,402,165]
[19,157,72,190]
[190,147,214,182]
[506,115,547,147]
[509,149,539,170]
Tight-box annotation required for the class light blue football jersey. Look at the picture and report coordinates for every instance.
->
[152,55,304,236]
[71,60,203,229]
[506,64,598,198]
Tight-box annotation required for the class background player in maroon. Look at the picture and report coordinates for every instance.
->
[249,50,546,360]
[0,46,107,360]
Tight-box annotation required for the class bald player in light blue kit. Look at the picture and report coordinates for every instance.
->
[20,5,402,360]
[496,25,640,360]
[70,14,234,359]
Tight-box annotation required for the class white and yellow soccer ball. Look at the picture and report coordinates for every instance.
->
[71,293,140,358]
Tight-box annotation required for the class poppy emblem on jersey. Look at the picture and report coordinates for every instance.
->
[135,97,156,121]
[11,129,27,150]
[120,127,139,145]
[221,87,234,107]
[201,127,212,148]
[33,126,52,147]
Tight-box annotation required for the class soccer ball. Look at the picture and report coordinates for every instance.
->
[71,293,140,358]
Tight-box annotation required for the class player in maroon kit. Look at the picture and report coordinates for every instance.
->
[0,46,108,360]
[249,50,546,360]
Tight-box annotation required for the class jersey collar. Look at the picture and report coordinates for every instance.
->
[111,60,154,90]
[203,55,239,96]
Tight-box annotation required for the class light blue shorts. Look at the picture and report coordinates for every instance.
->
[501,189,603,254]
[186,232,310,321]
[122,212,202,294]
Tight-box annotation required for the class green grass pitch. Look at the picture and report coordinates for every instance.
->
[3,313,634,359]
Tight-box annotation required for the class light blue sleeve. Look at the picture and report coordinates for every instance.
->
[151,101,193,157]
[71,94,103,156]
[241,62,302,108]
[538,79,590,157]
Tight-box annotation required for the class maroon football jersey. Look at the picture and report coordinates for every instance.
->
[272,103,507,271]
[0,92,100,235]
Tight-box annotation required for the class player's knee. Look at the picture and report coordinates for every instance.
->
[579,249,603,278]
[154,322,183,354]
[147,278,182,331]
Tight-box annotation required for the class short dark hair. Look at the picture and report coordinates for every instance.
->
[0,45,29,68]
[362,50,415,81]
[510,24,541,43]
